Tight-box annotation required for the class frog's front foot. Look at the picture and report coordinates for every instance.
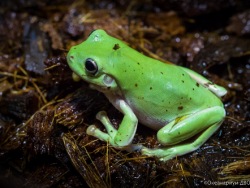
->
[87,122,142,152]
[86,108,139,151]
[86,111,118,146]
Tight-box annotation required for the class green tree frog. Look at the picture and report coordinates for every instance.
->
[67,29,227,161]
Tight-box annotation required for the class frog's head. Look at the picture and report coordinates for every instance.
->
[67,29,123,93]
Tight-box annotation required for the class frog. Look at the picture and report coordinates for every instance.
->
[67,29,227,161]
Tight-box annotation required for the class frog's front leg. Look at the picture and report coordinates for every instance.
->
[142,106,225,161]
[87,100,139,150]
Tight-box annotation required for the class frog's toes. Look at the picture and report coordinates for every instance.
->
[141,147,177,161]
[86,124,111,142]
[159,155,176,162]
[141,147,160,158]
[95,111,117,134]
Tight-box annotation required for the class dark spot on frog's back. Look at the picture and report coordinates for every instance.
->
[70,56,74,59]
[113,43,120,50]
[178,106,183,110]
[196,82,200,87]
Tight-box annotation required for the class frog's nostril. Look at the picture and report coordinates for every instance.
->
[67,54,74,64]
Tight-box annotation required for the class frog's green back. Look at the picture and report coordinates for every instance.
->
[111,49,222,117]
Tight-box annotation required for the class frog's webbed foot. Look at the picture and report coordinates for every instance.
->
[142,147,177,161]
[142,145,200,161]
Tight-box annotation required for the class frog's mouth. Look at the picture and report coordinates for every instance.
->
[89,83,111,92]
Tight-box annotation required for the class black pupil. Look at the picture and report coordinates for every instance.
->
[85,59,97,73]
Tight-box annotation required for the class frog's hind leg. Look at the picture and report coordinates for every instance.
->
[141,106,225,161]
[180,67,227,97]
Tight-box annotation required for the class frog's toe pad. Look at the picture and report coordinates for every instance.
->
[86,125,98,136]
[96,111,107,120]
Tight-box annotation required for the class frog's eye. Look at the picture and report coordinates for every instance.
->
[85,58,98,75]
